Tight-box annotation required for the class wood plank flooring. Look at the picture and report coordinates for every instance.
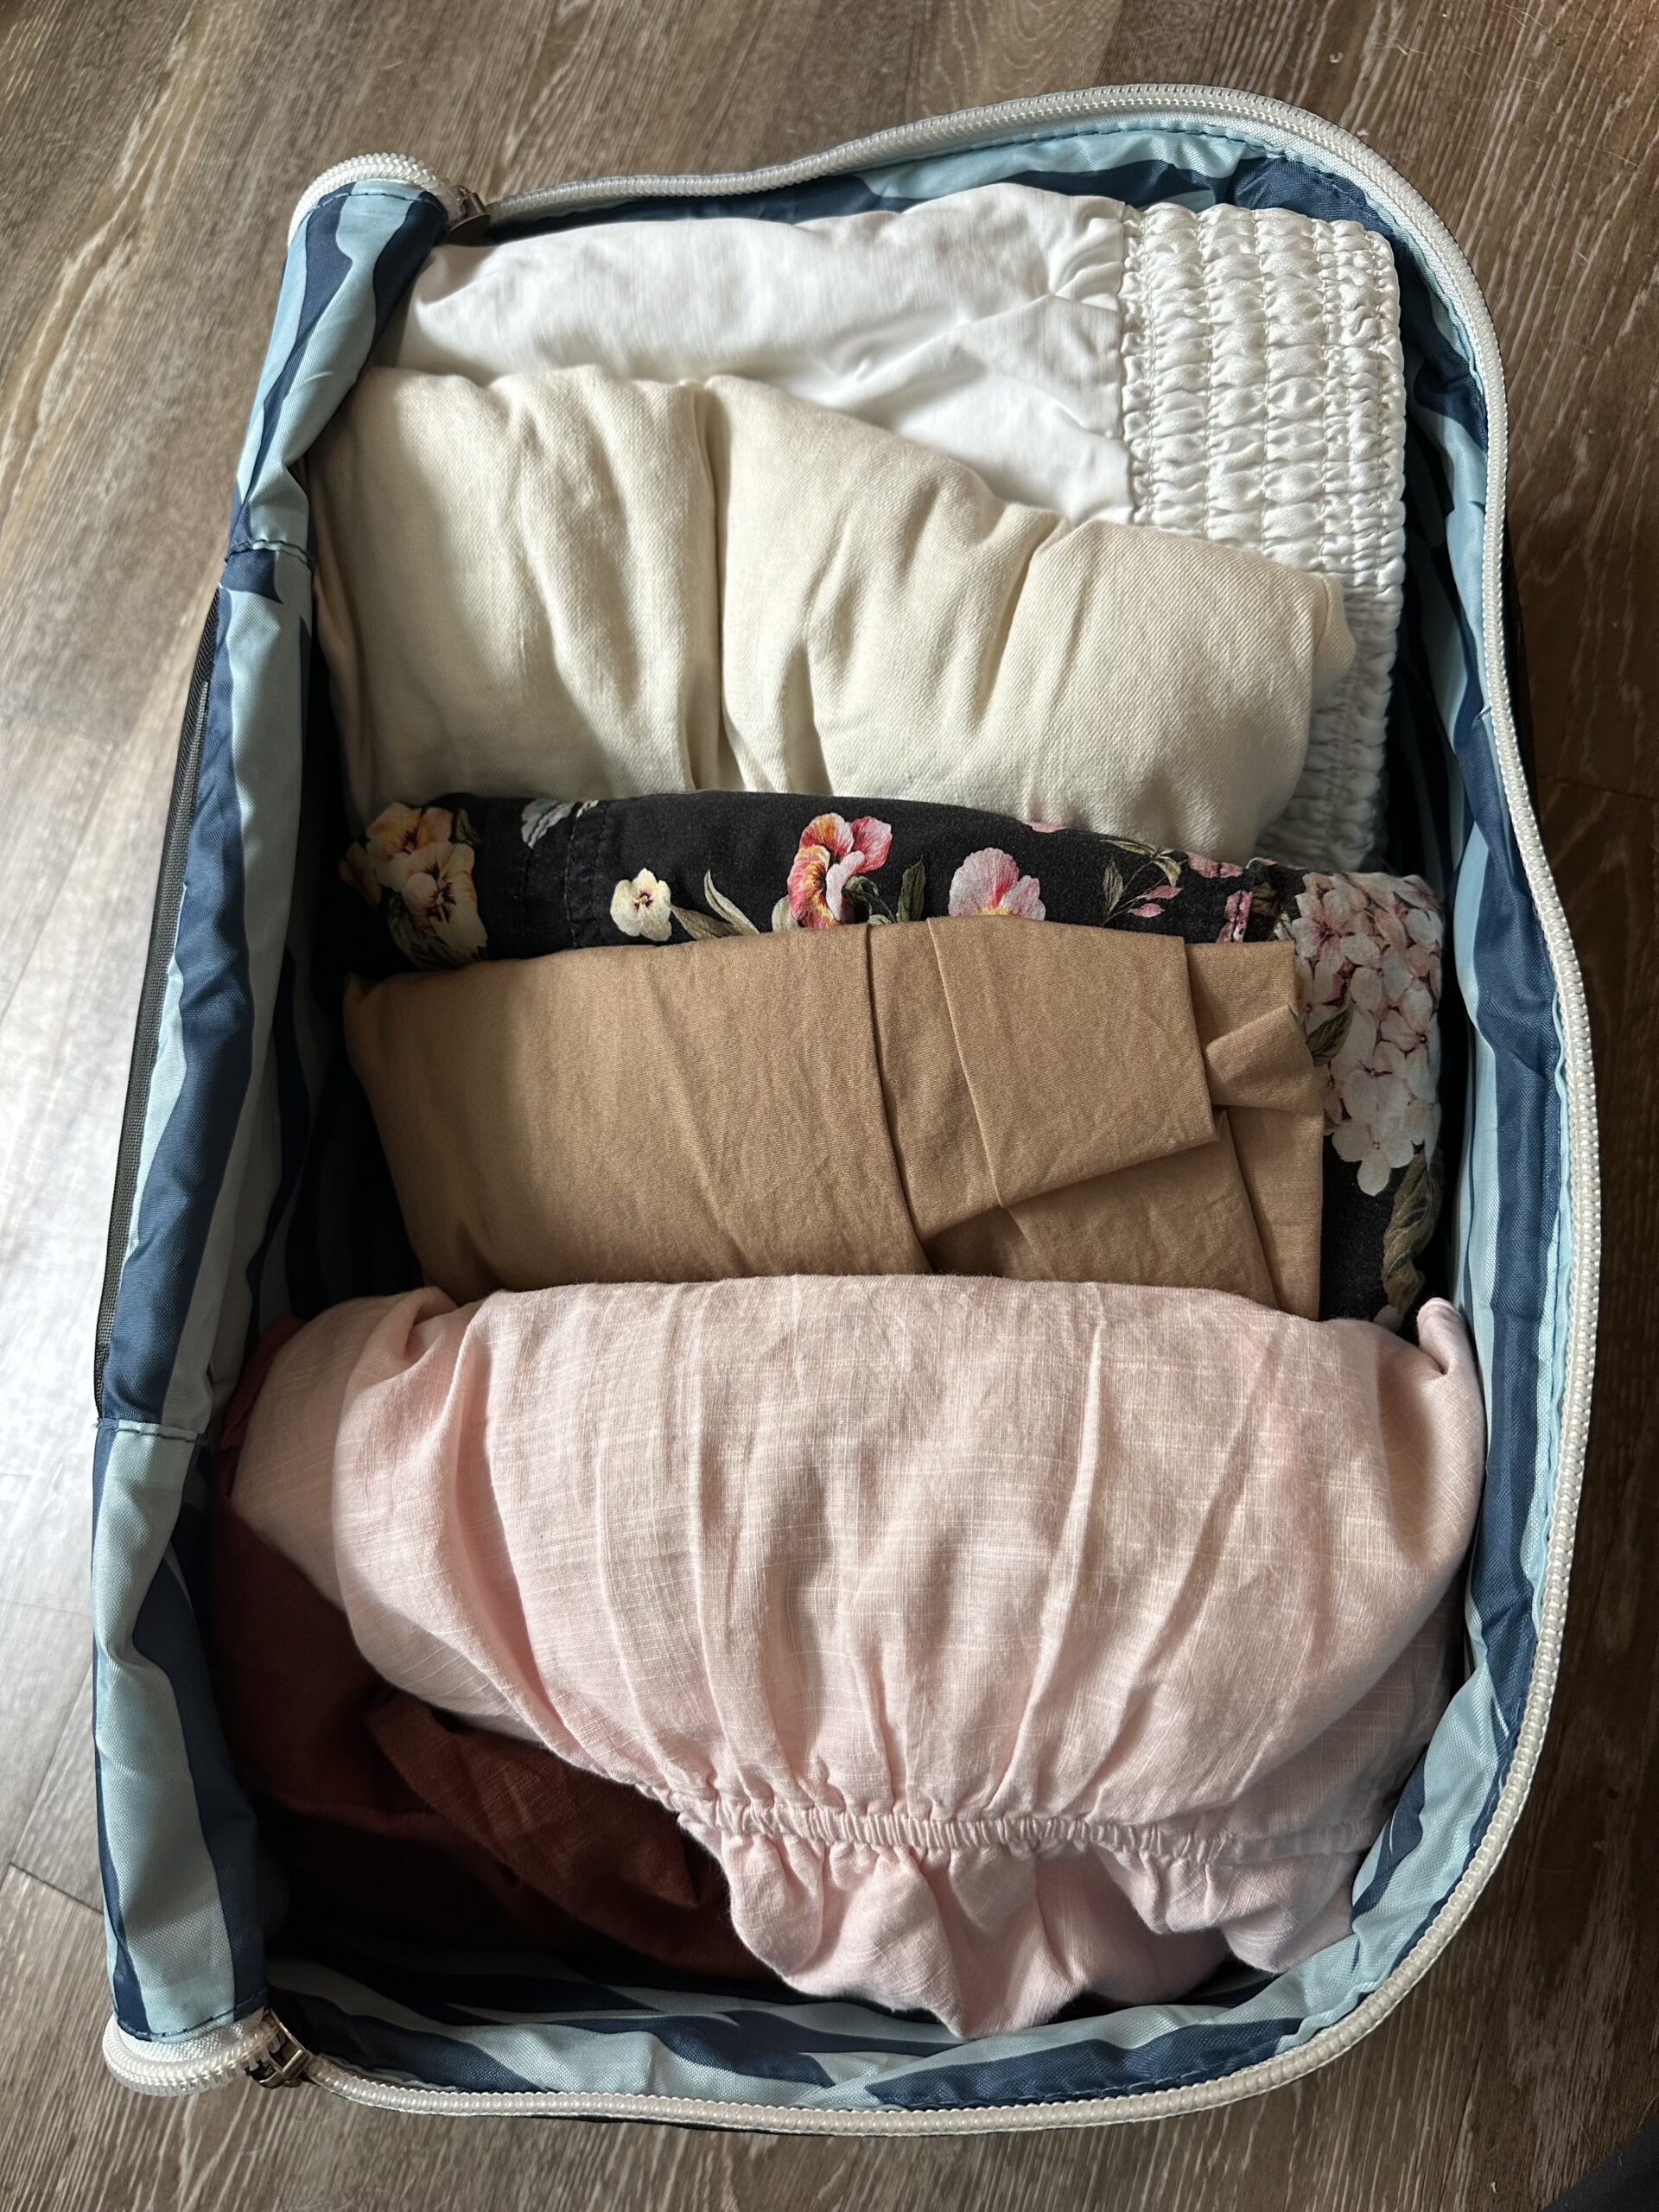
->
[3,2,1656,2204]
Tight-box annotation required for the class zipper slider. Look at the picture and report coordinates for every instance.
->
[446,187,491,245]
[245,2015,312,2089]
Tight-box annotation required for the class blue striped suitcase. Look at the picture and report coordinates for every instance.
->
[92,86,1599,2131]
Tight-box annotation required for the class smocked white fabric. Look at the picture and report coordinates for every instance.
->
[380,182,1405,867]
[1121,203,1406,866]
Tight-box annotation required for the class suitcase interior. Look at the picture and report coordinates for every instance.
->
[91,96,1592,2124]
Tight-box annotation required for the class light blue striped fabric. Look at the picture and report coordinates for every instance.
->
[92,111,1582,2108]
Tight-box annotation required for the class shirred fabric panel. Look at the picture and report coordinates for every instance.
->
[230,1277,1485,2038]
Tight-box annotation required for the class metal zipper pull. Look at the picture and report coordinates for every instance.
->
[246,2014,312,2089]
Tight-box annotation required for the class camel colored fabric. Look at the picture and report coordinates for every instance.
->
[230,1276,1485,2037]
[210,1322,760,1978]
[308,365,1351,855]
[345,923,1325,1314]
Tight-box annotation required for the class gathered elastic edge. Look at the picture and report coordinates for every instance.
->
[665,1786,1386,1868]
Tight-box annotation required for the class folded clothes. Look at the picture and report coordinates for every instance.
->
[230,1277,1486,2037]
[336,790,1446,1325]
[379,181,1407,867]
[209,1322,762,1980]
[309,365,1351,858]
[346,921,1324,1314]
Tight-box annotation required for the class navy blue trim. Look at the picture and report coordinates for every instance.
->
[221,547,285,600]
[229,191,446,556]
[563,2008,944,2087]
[1351,1753,1431,1918]
[371,196,447,333]
[101,589,252,1423]
[865,2011,1306,2107]
[273,1990,543,2092]
[129,1509,265,2020]
[93,1433,149,2037]
[264,1934,771,2021]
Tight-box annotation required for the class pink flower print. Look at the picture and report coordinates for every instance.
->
[1289,872,1446,1195]
[948,849,1046,918]
[788,813,893,926]
[1217,887,1253,943]
[1289,876,1370,973]
[1128,880,1180,918]
[1332,1070,1421,1195]
[1189,853,1245,880]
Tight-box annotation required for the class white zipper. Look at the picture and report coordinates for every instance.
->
[286,155,482,243]
[102,2011,294,2095]
[176,86,1597,2131]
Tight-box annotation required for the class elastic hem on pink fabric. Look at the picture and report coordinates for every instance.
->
[663,1789,1389,1866]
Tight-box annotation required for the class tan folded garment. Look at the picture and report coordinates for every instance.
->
[311,366,1352,857]
[346,925,1323,1314]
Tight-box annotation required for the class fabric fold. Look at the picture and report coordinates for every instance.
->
[345,922,1324,1314]
[309,364,1351,858]
[228,1276,1487,2037]
[378,180,1407,864]
[331,787,1443,1327]
[207,1320,762,1980]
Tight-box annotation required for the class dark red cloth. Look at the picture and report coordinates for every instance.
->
[209,1321,763,1978]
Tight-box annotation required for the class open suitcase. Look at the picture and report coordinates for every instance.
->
[92,84,1599,2131]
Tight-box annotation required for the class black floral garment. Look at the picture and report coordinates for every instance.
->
[335,791,1446,1328]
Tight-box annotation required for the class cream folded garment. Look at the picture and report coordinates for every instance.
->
[383,181,1408,866]
[232,1277,1485,2037]
[345,923,1326,1314]
[310,365,1351,859]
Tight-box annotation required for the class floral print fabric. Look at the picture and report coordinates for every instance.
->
[334,791,1446,1325]
[340,803,487,967]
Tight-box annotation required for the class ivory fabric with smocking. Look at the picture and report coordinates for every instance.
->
[1120,202,1406,865]
[375,181,1405,865]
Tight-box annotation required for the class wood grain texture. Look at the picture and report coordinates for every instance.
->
[14,1667,100,1910]
[0,0,1653,2206]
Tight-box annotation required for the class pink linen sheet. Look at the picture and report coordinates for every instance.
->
[232,1275,1485,2036]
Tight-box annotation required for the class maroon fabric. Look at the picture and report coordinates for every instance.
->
[209,1321,764,1978]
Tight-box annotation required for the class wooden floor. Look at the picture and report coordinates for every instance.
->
[2,2,1656,2205]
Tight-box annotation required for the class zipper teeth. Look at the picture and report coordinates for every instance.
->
[287,156,475,242]
[487,85,1160,219]
[481,82,1449,232]
[114,86,1599,2131]
[103,2012,281,2095]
